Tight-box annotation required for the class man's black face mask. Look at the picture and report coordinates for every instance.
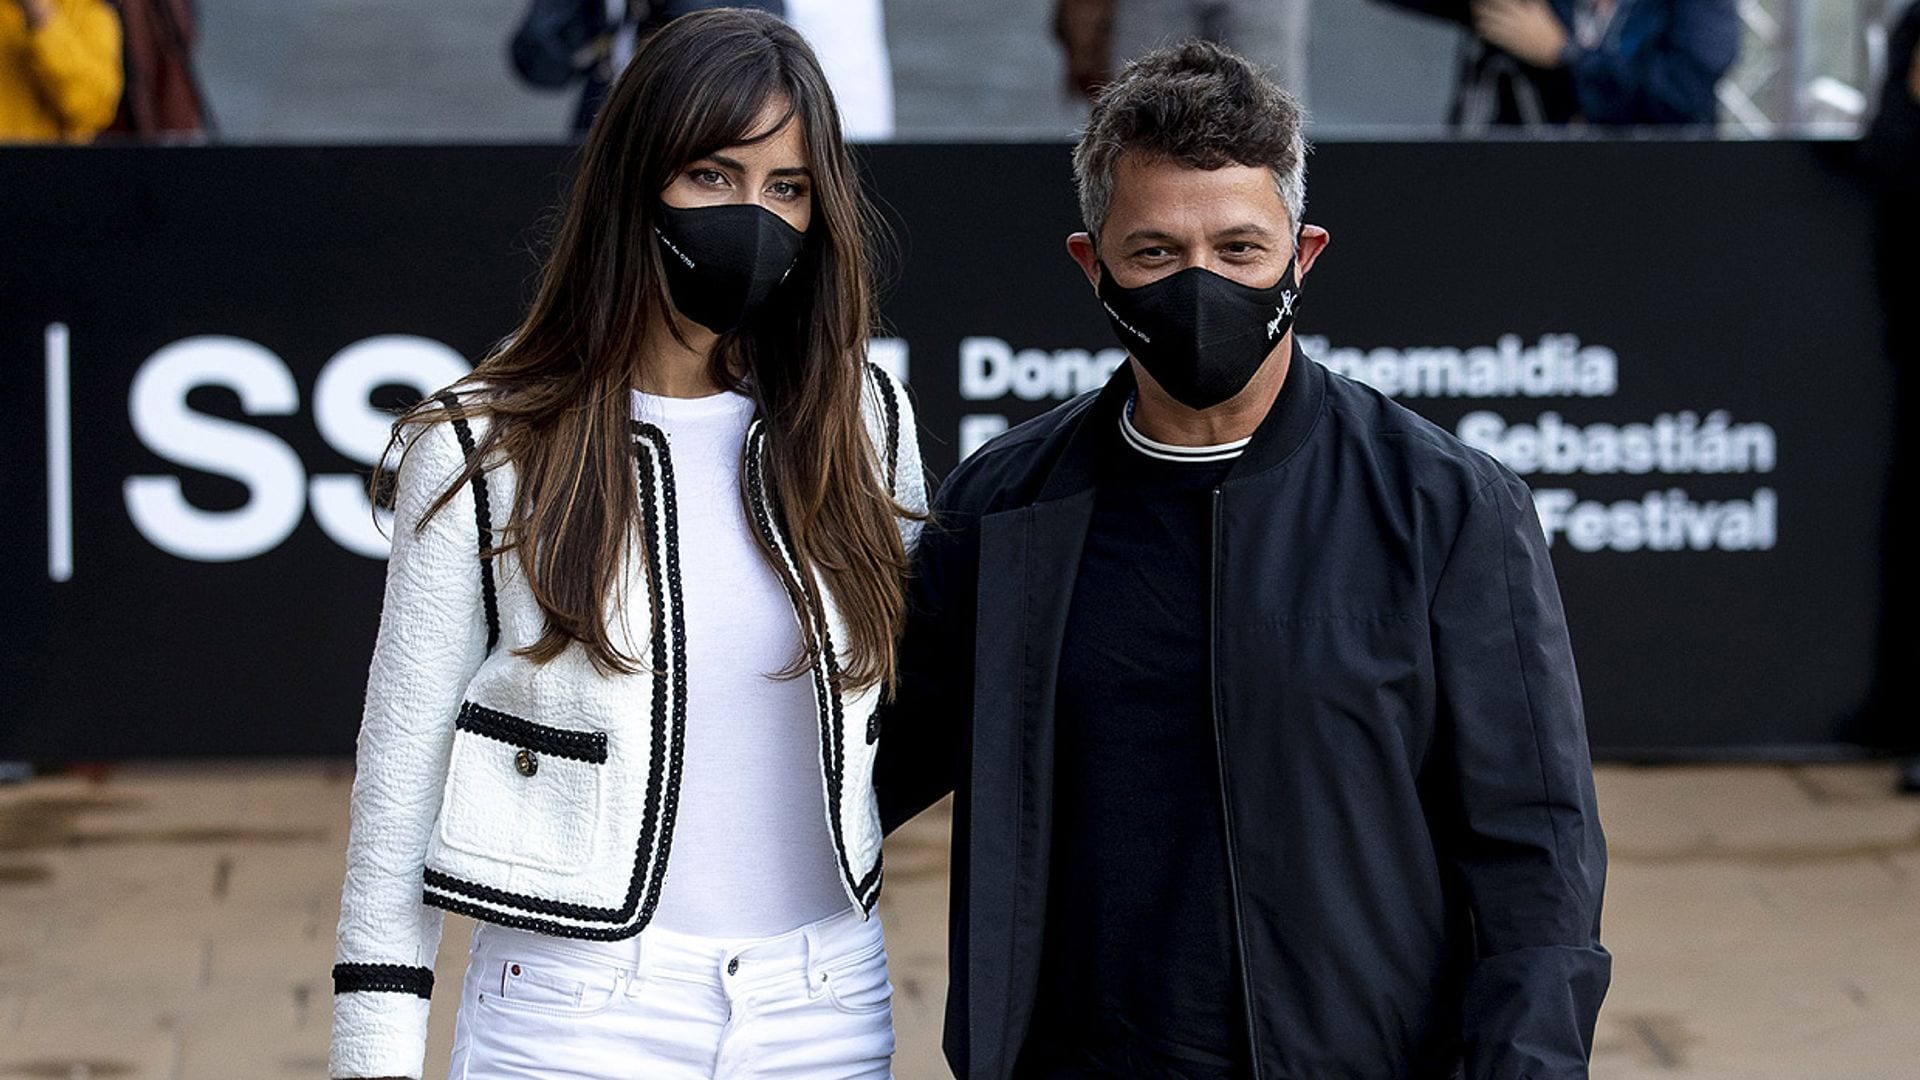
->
[654,201,807,335]
[1095,253,1301,411]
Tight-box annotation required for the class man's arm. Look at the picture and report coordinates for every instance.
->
[1562,0,1740,124]
[874,489,977,836]
[1427,472,1610,1080]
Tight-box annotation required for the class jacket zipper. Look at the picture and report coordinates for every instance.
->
[1211,486,1264,1080]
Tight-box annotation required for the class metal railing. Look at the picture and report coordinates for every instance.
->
[1719,0,1906,134]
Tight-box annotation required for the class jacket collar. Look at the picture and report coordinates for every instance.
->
[1033,338,1327,504]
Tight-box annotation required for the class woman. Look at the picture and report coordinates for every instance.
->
[328,10,925,1079]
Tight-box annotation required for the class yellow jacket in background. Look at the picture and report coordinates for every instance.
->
[2,0,122,142]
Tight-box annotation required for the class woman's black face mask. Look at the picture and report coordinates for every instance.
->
[654,201,807,334]
[1095,253,1301,410]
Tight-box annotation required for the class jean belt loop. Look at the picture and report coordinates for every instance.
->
[803,922,828,998]
[623,932,649,997]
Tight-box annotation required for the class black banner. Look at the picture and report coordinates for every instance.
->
[0,142,1894,758]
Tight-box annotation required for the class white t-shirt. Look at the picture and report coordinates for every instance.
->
[631,387,851,937]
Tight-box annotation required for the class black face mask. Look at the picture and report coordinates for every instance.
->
[654,202,807,334]
[1096,255,1300,410]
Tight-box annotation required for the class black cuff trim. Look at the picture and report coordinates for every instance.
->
[332,962,434,998]
[456,702,608,764]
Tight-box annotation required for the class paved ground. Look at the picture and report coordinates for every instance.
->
[1,761,1917,1078]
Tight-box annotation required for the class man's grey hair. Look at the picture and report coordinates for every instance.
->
[1073,40,1308,243]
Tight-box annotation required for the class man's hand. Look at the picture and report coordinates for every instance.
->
[1054,0,1114,98]
[1473,0,1570,68]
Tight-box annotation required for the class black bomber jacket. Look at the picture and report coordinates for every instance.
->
[875,345,1610,1080]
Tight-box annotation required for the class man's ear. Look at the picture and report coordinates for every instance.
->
[1066,232,1102,291]
[1295,225,1331,279]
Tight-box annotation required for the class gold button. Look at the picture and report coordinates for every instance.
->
[514,748,538,777]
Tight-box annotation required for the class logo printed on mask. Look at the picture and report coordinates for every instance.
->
[1101,301,1152,345]
[654,228,697,269]
[1267,289,1298,340]
[654,202,806,334]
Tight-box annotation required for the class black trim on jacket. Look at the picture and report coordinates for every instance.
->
[455,702,608,763]
[867,361,902,491]
[434,391,500,653]
[746,424,885,913]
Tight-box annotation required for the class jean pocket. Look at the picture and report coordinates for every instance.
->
[821,942,893,1016]
[480,957,623,1018]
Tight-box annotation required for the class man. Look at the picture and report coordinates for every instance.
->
[1374,0,1737,128]
[876,41,1610,1079]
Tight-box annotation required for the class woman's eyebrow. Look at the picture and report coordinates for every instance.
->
[704,153,810,179]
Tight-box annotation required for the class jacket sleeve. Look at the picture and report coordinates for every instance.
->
[22,0,124,138]
[1427,472,1610,1080]
[1566,0,1739,124]
[874,475,977,835]
[330,419,489,1080]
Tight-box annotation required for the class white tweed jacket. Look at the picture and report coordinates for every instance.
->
[329,366,925,1080]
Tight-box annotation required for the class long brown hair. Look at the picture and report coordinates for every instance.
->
[386,9,909,690]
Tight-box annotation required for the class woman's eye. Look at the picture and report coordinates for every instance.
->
[691,168,727,186]
[770,180,808,200]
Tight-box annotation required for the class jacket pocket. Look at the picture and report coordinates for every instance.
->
[436,701,607,873]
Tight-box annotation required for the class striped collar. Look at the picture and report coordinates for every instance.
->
[1119,394,1251,464]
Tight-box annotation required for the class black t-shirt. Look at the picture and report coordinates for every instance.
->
[1018,411,1249,1080]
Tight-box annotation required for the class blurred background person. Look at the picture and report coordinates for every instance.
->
[1,0,120,142]
[1374,0,1738,129]
[510,0,894,138]
[786,0,894,139]
[1053,0,1309,101]
[1860,0,1920,794]
[105,0,208,140]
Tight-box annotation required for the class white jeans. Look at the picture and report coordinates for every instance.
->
[446,906,896,1079]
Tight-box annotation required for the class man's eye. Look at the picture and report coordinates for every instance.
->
[1224,242,1261,255]
[1134,247,1171,259]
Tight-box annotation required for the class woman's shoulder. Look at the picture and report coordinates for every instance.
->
[391,386,514,501]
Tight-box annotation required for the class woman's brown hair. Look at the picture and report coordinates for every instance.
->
[383,9,910,690]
